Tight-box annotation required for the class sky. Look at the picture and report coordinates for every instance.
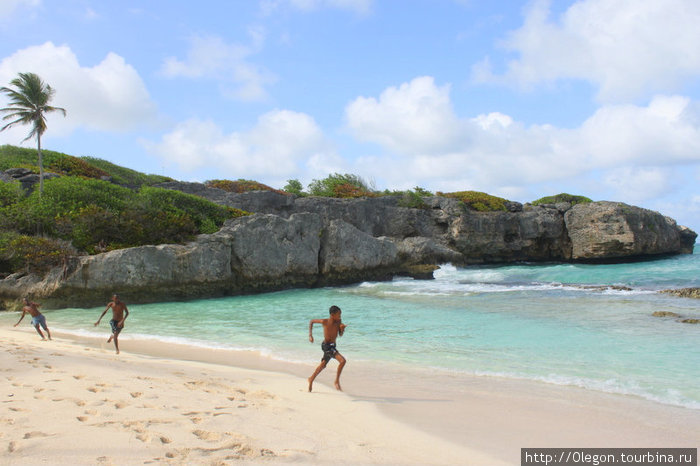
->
[1,0,699,235]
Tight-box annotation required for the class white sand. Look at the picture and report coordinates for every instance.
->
[0,328,501,465]
[2,326,698,465]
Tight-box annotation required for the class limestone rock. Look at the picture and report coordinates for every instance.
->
[659,288,700,299]
[319,219,399,282]
[564,202,688,261]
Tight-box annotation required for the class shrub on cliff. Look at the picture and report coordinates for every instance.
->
[205,179,285,195]
[388,187,433,209]
[308,173,375,198]
[0,232,77,275]
[532,193,592,206]
[283,179,306,196]
[438,190,509,212]
[0,181,22,208]
[81,156,173,186]
[1,145,172,187]
[0,176,247,260]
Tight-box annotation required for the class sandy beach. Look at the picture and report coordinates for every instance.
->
[2,326,698,465]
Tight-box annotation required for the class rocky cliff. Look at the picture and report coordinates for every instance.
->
[0,182,696,309]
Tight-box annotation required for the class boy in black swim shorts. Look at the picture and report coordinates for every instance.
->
[94,294,129,354]
[308,305,347,392]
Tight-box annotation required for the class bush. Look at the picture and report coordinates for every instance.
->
[283,179,306,196]
[532,193,593,206]
[438,190,509,212]
[80,156,173,186]
[389,187,432,209]
[205,179,285,195]
[0,181,22,208]
[137,186,245,234]
[0,232,76,275]
[48,155,109,179]
[308,173,374,198]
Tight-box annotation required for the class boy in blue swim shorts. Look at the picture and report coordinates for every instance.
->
[14,297,52,340]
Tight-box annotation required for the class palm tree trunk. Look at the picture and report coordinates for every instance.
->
[37,133,43,197]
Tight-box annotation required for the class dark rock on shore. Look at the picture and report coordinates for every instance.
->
[659,288,700,299]
[652,311,681,318]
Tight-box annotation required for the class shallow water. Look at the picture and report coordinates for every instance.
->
[4,247,699,409]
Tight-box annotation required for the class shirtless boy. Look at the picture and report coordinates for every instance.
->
[308,305,347,392]
[94,294,129,354]
[14,297,52,340]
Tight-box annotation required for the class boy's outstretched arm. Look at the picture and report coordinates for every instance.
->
[14,309,27,327]
[94,303,111,326]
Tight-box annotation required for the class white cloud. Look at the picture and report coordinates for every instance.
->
[603,167,672,202]
[344,76,700,201]
[145,110,334,182]
[260,0,372,15]
[346,76,464,154]
[473,0,700,102]
[0,0,40,19]
[0,42,157,141]
[160,32,274,102]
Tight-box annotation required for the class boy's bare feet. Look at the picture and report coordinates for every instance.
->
[334,381,342,391]
[308,378,313,392]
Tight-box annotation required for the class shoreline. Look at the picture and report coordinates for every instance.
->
[4,327,698,464]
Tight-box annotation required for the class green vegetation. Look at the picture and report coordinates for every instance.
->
[308,173,375,198]
[1,146,173,186]
[82,156,173,186]
[283,179,305,196]
[437,190,509,212]
[0,165,248,275]
[531,193,592,206]
[0,72,67,196]
[205,179,285,195]
[385,187,433,209]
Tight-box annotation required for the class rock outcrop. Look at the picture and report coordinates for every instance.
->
[0,180,696,309]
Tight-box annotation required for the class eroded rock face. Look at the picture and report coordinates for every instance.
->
[0,187,696,309]
[564,202,693,261]
[319,219,399,282]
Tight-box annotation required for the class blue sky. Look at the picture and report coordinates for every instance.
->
[1,0,699,234]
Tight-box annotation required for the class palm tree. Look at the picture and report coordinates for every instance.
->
[0,72,67,196]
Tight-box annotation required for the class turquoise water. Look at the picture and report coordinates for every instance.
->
[4,248,699,409]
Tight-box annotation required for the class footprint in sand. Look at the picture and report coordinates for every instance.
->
[192,429,222,442]
[250,390,277,400]
[160,436,172,444]
[76,416,89,422]
[130,392,142,398]
[114,402,128,409]
[87,387,101,393]
[74,400,86,407]
[136,432,151,443]
[73,375,85,380]
[7,441,17,453]
[23,431,50,439]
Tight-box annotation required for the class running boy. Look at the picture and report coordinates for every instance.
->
[94,294,129,354]
[308,305,347,392]
[14,297,52,340]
